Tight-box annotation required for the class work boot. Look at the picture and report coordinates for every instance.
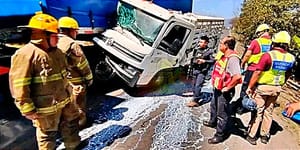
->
[260,135,269,144]
[208,135,224,144]
[186,100,199,107]
[203,120,217,128]
[246,135,257,145]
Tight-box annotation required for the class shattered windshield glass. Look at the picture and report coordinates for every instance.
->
[117,2,164,45]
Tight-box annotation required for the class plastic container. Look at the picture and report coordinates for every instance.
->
[282,110,300,124]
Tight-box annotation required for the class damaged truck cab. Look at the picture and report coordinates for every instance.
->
[93,0,224,87]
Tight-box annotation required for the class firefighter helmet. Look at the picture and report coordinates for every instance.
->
[272,31,291,45]
[255,24,270,34]
[242,95,257,111]
[58,16,79,29]
[28,12,58,33]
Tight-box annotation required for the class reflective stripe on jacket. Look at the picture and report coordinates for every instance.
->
[9,43,71,114]
[248,37,272,64]
[57,35,93,85]
[212,51,239,90]
[258,50,295,86]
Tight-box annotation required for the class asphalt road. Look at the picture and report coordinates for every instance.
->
[1,29,299,149]
[1,66,300,150]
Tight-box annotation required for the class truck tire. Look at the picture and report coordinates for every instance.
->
[94,60,115,81]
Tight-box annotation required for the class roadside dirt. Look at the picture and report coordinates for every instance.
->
[275,80,300,146]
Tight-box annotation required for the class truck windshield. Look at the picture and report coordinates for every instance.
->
[118,3,164,45]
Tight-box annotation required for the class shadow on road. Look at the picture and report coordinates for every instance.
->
[225,115,284,142]
[270,120,283,135]
[228,117,248,139]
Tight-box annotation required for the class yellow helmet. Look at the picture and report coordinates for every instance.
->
[58,16,79,29]
[255,24,270,34]
[272,31,291,45]
[28,12,58,33]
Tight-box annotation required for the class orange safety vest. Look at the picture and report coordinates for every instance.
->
[211,51,240,90]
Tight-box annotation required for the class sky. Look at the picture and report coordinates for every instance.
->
[193,0,244,19]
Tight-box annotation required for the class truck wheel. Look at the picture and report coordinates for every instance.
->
[94,61,115,81]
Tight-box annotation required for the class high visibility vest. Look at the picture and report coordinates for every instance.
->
[292,35,300,49]
[215,50,224,60]
[248,37,272,64]
[258,50,295,86]
[211,51,239,90]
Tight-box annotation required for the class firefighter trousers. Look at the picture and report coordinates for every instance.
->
[72,90,87,128]
[33,101,81,150]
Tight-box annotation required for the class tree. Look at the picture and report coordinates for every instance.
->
[233,0,300,47]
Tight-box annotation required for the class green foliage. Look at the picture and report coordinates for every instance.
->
[233,0,300,47]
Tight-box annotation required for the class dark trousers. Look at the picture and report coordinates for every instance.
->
[209,88,235,136]
[193,70,205,102]
[240,70,254,98]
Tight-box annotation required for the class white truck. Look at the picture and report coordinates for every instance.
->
[93,0,224,87]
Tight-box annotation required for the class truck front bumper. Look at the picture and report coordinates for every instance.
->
[105,57,140,87]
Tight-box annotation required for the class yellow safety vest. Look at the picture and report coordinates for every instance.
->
[215,50,224,60]
[292,35,300,49]
[258,50,295,86]
[248,37,272,64]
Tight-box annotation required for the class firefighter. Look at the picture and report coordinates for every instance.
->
[204,36,242,144]
[57,16,93,129]
[9,13,82,149]
[246,31,295,145]
[234,23,272,114]
[186,35,215,107]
